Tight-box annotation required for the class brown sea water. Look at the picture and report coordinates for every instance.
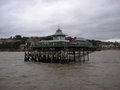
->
[0,50,120,90]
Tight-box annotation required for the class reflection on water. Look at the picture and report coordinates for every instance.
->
[0,50,120,90]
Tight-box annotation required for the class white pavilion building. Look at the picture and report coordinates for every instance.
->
[52,27,69,42]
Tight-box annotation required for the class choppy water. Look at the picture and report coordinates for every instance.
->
[0,50,120,90]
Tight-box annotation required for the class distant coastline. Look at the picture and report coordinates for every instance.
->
[0,49,24,52]
[0,35,120,51]
[0,48,120,52]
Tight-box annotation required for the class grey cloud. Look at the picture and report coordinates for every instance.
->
[0,0,120,42]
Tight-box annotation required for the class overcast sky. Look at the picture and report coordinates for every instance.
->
[0,0,120,42]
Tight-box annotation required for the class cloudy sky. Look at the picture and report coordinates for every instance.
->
[0,0,120,42]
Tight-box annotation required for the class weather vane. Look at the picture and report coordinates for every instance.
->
[58,24,60,29]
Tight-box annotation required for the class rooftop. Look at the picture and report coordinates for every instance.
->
[52,27,66,36]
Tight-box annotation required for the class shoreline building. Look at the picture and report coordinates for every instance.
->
[24,27,95,63]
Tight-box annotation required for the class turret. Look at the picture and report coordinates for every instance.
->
[52,26,66,40]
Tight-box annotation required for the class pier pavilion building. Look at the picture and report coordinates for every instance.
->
[24,27,95,63]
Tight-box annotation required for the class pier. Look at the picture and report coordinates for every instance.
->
[25,46,95,63]
[24,27,96,63]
